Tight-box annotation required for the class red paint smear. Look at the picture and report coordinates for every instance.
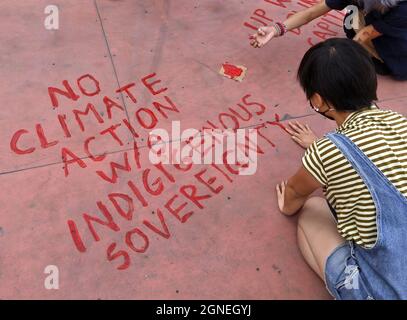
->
[222,63,243,79]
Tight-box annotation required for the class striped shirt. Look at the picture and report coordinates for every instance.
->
[302,107,407,248]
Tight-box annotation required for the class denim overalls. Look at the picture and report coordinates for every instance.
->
[324,132,407,300]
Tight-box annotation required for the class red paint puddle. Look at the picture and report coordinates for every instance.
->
[222,63,243,79]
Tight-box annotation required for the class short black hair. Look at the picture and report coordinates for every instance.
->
[297,38,378,111]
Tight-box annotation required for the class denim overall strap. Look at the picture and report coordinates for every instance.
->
[325,132,407,299]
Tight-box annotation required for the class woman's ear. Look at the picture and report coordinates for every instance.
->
[310,93,325,109]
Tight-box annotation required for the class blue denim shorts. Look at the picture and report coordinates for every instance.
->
[325,242,375,300]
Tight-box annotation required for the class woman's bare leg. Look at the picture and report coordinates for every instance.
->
[297,197,346,280]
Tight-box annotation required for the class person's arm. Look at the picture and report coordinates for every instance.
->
[250,1,331,48]
[276,166,322,216]
[285,0,332,32]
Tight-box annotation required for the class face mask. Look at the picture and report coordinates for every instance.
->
[316,110,335,121]
[309,101,335,120]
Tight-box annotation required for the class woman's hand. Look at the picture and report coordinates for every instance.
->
[276,167,321,216]
[286,121,318,149]
[276,180,287,213]
[250,26,277,48]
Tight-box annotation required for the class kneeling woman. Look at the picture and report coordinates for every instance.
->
[250,0,407,80]
[276,38,407,299]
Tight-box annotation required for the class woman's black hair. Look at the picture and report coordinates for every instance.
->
[297,38,378,112]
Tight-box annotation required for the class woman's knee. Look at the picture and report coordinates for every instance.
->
[297,196,339,242]
[303,196,326,209]
[296,197,345,277]
[298,197,327,225]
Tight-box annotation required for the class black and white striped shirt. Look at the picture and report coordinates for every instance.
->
[302,107,407,247]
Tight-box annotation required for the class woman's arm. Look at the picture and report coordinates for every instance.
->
[285,0,332,31]
[250,1,331,48]
[276,166,322,216]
